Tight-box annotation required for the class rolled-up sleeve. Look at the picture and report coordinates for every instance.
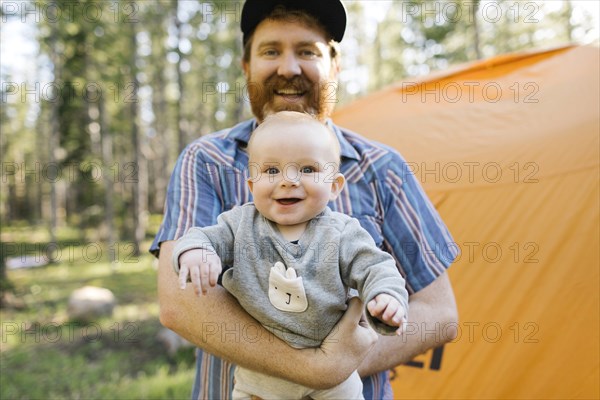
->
[380,152,459,294]
[150,143,222,257]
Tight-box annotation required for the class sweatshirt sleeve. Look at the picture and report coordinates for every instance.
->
[339,217,410,335]
[171,206,241,274]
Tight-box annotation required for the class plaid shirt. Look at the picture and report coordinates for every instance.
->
[151,118,458,400]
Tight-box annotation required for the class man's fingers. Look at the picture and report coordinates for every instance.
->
[342,296,365,328]
[346,297,376,341]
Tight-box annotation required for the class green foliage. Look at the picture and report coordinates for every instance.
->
[2,0,593,235]
[360,0,593,91]
[1,223,195,399]
[1,1,596,396]
[2,336,195,399]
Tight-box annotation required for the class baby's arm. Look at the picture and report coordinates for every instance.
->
[367,293,407,335]
[338,217,409,336]
[177,248,222,296]
[173,208,242,296]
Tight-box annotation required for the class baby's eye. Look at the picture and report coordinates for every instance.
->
[300,166,315,174]
[266,167,279,174]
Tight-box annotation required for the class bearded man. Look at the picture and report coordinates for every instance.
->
[152,1,459,399]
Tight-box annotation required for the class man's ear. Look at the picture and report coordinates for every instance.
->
[329,172,346,201]
[332,58,341,77]
[242,60,249,80]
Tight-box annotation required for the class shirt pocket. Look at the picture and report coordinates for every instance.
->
[352,214,384,248]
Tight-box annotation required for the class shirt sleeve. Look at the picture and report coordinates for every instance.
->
[380,152,459,294]
[338,217,409,336]
[150,142,223,257]
[171,208,240,273]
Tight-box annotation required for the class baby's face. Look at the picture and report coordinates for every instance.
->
[247,118,344,230]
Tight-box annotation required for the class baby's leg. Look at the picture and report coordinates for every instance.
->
[310,370,364,400]
[232,366,311,400]
[231,385,253,400]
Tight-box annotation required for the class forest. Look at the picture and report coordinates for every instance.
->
[1,1,597,398]
[1,1,595,257]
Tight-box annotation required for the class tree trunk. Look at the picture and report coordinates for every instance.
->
[130,22,147,257]
[100,97,116,265]
[564,0,575,42]
[174,0,186,154]
[48,0,60,244]
[471,0,482,60]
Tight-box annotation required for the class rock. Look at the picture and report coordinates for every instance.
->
[67,286,116,322]
[6,255,48,269]
[156,327,193,356]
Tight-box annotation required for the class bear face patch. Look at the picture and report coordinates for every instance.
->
[268,261,308,313]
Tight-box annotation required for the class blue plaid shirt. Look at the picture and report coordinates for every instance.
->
[151,119,458,400]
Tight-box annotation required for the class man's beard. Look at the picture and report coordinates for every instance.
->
[246,73,337,122]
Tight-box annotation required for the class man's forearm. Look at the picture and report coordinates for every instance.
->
[357,272,458,377]
[158,240,374,389]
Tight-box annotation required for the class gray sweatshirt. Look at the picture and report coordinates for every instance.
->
[172,204,408,348]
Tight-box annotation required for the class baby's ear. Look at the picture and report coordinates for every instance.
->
[329,172,346,201]
[247,177,254,193]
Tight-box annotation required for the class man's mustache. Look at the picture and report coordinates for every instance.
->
[262,75,313,94]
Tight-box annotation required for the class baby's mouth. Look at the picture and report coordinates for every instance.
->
[276,198,302,205]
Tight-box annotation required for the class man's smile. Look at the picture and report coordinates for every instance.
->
[275,88,304,94]
[274,88,306,101]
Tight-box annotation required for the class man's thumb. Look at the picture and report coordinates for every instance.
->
[344,297,375,332]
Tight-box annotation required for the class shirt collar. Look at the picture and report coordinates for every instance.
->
[227,119,255,145]
[227,118,360,161]
[326,119,360,161]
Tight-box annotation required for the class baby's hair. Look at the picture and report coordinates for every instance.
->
[247,111,341,166]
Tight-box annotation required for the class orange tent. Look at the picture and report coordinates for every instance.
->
[333,45,599,399]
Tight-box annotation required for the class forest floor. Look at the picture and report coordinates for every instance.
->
[1,222,196,399]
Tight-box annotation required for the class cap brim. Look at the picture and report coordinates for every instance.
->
[241,0,347,44]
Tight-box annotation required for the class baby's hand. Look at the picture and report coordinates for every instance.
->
[178,249,222,296]
[367,293,407,335]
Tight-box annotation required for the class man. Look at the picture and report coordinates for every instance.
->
[153,1,459,399]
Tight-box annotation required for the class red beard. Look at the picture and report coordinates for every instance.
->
[246,73,337,122]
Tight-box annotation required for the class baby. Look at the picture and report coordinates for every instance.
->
[172,111,408,400]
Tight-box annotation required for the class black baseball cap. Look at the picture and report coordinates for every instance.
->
[241,0,347,45]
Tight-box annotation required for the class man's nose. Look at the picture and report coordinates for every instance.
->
[277,53,302,78]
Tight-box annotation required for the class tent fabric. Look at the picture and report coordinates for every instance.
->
[333,45,599,399]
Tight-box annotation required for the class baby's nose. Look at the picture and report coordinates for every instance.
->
[281,170,301,186]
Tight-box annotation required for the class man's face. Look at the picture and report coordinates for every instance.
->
[243,19,339,122]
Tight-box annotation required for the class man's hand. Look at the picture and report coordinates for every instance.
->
[321,297,378,364]
[367,293,407,335]
[357,272,458,378]
[178,249,222,296]
[160,241,375,389]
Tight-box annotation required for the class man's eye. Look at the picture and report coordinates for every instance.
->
[266,167,279,174]
[299,50,317,58]
[263,49,279,57]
